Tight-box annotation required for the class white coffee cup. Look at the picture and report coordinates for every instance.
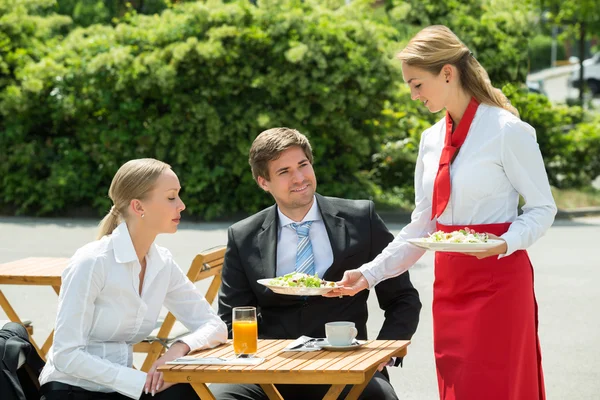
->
[325,321,358,346]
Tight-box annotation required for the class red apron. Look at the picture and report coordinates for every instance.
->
[433,222,546,400]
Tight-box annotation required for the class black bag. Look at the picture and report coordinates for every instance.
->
[0,322,45,400]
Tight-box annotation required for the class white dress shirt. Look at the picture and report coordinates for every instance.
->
[360,104,557,288]
[39,222,228,399]
[276,197,334,277]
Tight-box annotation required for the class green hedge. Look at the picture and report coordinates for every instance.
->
[2,0,598,219]
[0,0,404,218]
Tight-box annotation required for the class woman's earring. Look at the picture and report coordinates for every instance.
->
[446,80,449,83]
[141,214,145,219]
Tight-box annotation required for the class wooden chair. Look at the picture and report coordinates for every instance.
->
[133,246,226,372]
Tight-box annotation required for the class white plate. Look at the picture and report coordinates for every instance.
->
[320,339,369,351]
[257,279,339,296]
[407,238,504,253]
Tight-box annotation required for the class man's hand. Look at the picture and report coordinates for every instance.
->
[377,358,393,372]
[145,341,190,395]
[323,269,369,297]
[463,234,507,259]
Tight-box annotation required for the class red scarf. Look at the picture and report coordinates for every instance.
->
[430,97,480,220]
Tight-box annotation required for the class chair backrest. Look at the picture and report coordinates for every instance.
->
[187,246,226,305]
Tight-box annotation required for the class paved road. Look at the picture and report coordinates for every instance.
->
[1,216,599,399]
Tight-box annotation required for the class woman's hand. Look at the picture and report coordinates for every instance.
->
[145,341,190,395]
[323,269,369,297]
[463,234,507,259]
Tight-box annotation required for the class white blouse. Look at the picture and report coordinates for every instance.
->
[360,104,557,288]
[39,223,228,399]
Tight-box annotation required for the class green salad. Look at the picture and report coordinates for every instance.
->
[269,272,336,288]
[424,228,489,244]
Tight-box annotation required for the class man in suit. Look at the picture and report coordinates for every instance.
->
[212,128,421,400]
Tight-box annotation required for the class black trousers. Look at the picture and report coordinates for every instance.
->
[209,370,399,400]
[40,382,200,400]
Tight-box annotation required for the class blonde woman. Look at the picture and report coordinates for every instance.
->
[39,159,228,400]
[331,26,555,399]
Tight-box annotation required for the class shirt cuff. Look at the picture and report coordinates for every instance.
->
[499,230,522,258]
[177,333,206,354]
[358,265,377,289]
[115,367,146,399]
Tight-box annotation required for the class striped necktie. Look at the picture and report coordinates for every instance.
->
[290,221,315,275]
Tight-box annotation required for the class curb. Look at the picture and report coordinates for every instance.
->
[556,207,600,219]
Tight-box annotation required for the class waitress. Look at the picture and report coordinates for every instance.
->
[331,25,556,400]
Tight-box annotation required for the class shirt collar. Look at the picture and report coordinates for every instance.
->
[111,222,167,265]
[277,196,322,228]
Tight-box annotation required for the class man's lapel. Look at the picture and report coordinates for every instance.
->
[258,205,278,279]
[316,194,348,279]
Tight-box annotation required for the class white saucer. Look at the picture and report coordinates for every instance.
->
[320,339,368,351]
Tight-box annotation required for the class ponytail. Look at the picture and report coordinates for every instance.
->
[96,206,122,239]
[462,56,519,117]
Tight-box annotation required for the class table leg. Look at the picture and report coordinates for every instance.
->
[343,366,378,400]
[322,384,346,400]
[0,289,22,322]
[191,383,216,400]
[259,384,284,400]
[0,289,44,358]
[38,286,61,357]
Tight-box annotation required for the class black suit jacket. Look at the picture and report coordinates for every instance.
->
[218,194,421,345]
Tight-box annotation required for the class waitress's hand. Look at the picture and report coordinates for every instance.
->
[145,341,190,395]
[463,234,507,259]
[323,269,369,297]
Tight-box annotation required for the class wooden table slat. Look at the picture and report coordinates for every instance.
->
[323,340,394,372]
[180,343,237,372]
[297,347,354,371]
[211,340,288,372]
[0,257,69,285]
[276,350,334,372]
[226,340,290,372]
[347,341,409,372]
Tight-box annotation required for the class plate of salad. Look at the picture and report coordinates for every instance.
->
[258,272,339,296]
[407,228,504,253]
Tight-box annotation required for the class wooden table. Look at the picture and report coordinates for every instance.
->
[159,339,410,400]
[0,257,70,359]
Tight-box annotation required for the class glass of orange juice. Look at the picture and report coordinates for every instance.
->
[232,306,258,357]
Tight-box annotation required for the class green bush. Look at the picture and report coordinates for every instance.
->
[55,0,181,27]
[382,0,536,84]
[528,34,566,72]
[0,0,404,218]
[502,84,600,189]
[0,0,71,93]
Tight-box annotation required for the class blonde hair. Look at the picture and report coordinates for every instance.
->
[97,158,171,239]
[397,25,519,117]
[249,127,313,182]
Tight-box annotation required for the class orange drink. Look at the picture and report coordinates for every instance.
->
[232,306,257,356]
[233,320,258,355]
